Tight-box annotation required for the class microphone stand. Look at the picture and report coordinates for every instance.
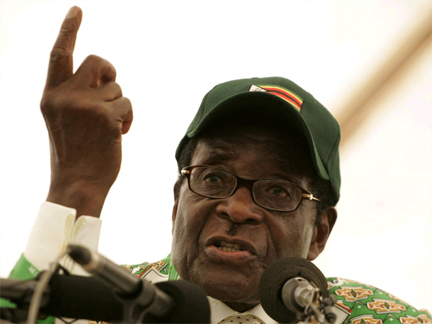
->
[297,288,337,324]
[1,277,50,323]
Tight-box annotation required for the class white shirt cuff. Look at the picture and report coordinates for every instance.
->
[24,201,102,275]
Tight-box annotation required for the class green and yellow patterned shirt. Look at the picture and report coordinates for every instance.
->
[3,253,431,324]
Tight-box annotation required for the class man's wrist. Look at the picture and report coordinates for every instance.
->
[46,180,110,218]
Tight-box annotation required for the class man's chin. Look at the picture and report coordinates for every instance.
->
[186,259,264,306]
[198,276,260,306]
[208,286,260,312]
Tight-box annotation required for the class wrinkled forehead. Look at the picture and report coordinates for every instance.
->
[192,123,315,180]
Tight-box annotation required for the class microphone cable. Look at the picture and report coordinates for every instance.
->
[27,246,72,324]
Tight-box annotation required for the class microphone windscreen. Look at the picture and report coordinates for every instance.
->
[259,257,327,323]
[147,280,211,323]
[68,244,92,265]
[39,273,123,321]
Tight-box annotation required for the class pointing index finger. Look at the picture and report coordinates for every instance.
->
[45,6,83,90]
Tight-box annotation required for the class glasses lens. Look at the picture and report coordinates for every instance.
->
[254,180,302,211]
[189,167,236,198]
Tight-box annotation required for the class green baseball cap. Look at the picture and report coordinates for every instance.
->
[175,76,341,201]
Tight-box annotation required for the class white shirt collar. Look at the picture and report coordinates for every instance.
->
[207,296,278,324]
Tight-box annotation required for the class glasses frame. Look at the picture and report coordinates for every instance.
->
[180,165,320,212]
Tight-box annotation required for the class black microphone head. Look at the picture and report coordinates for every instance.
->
[68,244,91,265]
[259,257,328,324]
[146,280,210,323]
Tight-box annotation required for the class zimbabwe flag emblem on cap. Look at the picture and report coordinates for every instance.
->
[249,84,304,111]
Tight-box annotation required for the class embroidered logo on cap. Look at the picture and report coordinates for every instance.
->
[249,84,304,111]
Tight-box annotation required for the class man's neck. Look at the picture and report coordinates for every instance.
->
[223,301,259,313]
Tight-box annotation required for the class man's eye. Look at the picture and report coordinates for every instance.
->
[267,186,289,197]
[201,171,227,184]
[205,175,221,183]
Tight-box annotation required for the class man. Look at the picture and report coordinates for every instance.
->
[5,6,431,324]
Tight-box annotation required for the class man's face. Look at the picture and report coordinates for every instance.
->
[171,124,321,309]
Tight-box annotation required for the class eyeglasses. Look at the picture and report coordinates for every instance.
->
[181,165,320,212]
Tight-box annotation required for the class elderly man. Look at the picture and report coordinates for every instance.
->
[5,6,431,324]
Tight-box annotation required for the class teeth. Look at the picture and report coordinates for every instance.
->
[218,241,243,252]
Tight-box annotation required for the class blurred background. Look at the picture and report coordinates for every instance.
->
[1,0,431,310]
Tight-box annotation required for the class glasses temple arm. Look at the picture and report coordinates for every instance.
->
[302,193,320,202]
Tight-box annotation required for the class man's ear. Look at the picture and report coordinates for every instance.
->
[307,207,337,260]
[171,201,178,234]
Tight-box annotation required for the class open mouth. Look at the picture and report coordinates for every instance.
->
[216,241,245,252]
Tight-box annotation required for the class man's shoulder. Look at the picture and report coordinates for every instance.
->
[326,277,432,324]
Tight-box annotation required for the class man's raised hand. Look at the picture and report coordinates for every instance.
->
[41,7,133,218]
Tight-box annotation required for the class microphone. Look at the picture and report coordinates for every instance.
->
[2,274,124,321]
[259,257,335,324]
[67,244,210,323]
[68,244,145,297]
[1,246,210,323]
[2,274,210,323]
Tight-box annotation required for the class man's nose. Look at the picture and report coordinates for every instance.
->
[215,187,265,224]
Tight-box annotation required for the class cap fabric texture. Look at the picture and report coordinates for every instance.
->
[175,77,341,201]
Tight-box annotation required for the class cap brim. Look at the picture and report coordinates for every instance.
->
[176,92,330,181]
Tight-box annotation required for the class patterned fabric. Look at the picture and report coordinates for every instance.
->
[218,314,266,324]
[327,278,432,324]
[123,254,179,283]
[123,255,432,324]
[3,253,431,324]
